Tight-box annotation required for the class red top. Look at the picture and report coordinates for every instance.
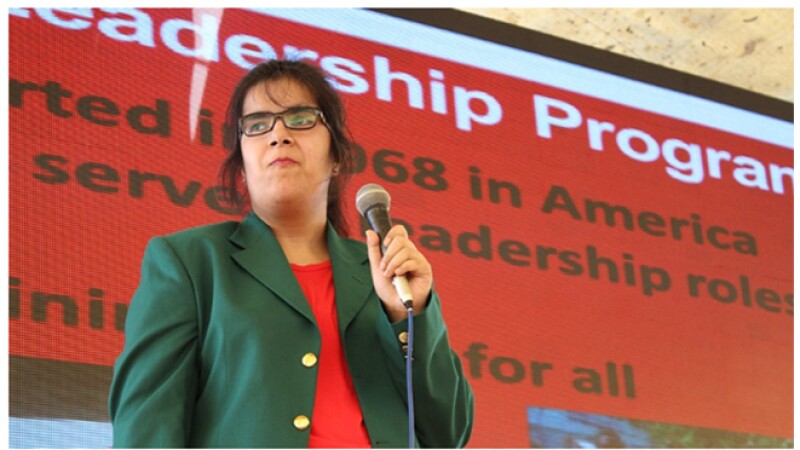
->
[291,260,372,448]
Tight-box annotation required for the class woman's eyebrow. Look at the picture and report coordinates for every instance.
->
[242,104,317,117]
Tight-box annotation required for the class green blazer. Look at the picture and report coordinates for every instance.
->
[109,212,474,448]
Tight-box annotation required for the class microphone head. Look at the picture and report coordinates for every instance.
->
[355,183,391,216]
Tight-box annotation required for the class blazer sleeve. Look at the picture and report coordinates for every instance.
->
[108,236,200,448]
[377,290,475,448]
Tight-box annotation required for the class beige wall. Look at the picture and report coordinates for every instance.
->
[459,9,793,102]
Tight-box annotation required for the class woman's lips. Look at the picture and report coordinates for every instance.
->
[270,157,297,166]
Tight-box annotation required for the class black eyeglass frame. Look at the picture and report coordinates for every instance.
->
[237,106,328,137]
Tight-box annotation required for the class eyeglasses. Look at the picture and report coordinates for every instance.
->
[238,107,327,137]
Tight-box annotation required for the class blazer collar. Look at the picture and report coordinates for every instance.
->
[326,223,373,336]
[229,212,373,332]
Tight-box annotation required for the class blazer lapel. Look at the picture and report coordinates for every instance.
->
[229,212,315,324]
[327,225,374,336]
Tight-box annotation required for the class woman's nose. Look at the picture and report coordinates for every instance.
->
[269,119,294,146]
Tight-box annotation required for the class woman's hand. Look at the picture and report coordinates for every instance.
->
[366,225,432,322]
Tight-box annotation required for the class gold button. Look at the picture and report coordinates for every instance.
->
[398,331,409,344]
[293,415,310,430]
[301,353,318,368]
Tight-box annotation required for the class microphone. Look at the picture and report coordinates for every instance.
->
[355,183,414,309]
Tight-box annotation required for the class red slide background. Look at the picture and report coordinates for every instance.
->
[9,9,792,448]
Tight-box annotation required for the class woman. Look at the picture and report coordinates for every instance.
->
[108,59,474,448]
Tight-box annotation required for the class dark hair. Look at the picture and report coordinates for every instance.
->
[220,59,353,236]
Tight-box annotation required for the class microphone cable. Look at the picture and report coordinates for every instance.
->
[405,304,415,449]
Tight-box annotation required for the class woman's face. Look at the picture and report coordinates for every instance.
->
[240,78,336,219]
